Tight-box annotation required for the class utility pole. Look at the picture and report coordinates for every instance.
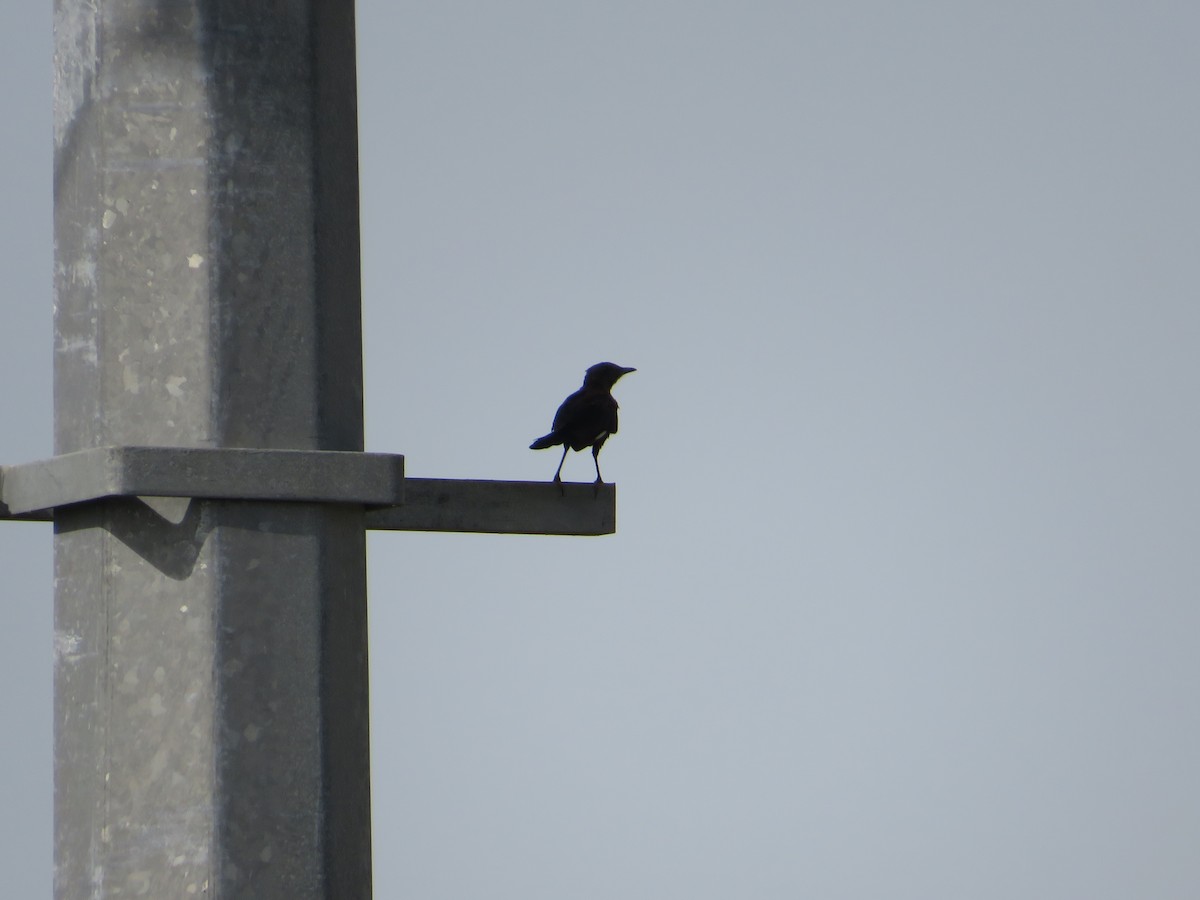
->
[0,2,616,897]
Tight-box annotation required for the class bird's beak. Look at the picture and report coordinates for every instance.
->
[621,366,637,374]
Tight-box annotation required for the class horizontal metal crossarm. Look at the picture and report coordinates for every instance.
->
[367,479,615,535]
[0,446,615,535]
[0,446,406,515]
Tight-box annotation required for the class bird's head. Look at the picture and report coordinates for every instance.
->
[584,361,636,389]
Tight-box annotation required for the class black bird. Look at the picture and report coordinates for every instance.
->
[530,362,636,488]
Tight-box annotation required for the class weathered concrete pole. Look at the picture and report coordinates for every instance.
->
[53,1,370,896]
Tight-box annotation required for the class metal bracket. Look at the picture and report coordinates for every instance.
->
[0,446,615,535]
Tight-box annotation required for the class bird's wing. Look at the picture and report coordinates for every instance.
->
[550,388,590,432]
[552,388,618,450]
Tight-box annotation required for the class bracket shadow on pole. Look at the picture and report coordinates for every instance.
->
[0,445,616,535]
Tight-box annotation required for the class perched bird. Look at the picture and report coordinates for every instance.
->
[530,362,636,488]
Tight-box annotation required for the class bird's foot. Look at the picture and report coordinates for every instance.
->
[553,474,565,497]
[592,477,603,499]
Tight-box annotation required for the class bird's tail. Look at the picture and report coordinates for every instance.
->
[529,432,560,450]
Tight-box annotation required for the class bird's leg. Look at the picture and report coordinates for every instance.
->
[553,446,568,496]
[591,445,604,497]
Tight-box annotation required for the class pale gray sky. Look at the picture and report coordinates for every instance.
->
[4,3,1200,897]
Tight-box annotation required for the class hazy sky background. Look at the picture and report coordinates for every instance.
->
[4,2,1200,897]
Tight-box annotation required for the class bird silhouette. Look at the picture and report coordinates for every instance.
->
[530,362,636,491]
